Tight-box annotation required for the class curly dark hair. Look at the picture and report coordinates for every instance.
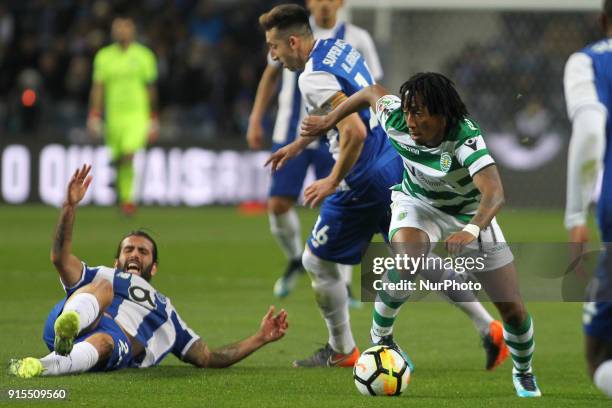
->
[398,72,469,131]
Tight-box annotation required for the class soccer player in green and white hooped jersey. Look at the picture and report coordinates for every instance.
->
[88,16,159,216]
[301,72,542,398]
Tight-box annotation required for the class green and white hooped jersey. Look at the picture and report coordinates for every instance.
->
[375,95,494,220]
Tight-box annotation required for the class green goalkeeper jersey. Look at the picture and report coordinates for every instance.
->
[93,42,157,118]
[375,95,495,218]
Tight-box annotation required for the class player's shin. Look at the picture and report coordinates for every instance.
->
[503,313,535,373]
[411,253,494,335]
[63,292,101,333]
[40,341,100,376]
[269,208,303,261]
[433,268,494,336]
[371,268,408,342]
[303,250,356,354]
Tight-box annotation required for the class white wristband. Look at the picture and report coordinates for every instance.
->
[462,224,480,238]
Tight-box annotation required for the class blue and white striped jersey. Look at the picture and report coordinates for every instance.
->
[270,17,383,147]
[63,263,199,368]
[298,38,393,188]
[564,38,612,240]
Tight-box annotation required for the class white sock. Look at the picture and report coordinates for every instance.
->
[453,302,494,337]
[319,279,355,354]
[269,209,302,261]
[594,360,612,397]
[371,299,403,340]
[339,264,352,286]
[63,293,100,333]
[40,341,100,376]
[419,255,493,336]
[303,251,356,354]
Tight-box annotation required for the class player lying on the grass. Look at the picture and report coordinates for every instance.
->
[262,4,507,372]
[9,165,288,378]
[300,74,542,397]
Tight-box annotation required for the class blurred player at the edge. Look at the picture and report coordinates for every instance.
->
[88,16,159,216]
[563,0,612,398]
[247,0,383,300]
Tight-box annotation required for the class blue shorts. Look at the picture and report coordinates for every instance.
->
[306,154,403,265]
[584,248,612,341]
[43,298,133,371]
[269,142,334,198]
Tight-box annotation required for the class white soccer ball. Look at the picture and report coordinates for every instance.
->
[353,345,411,396]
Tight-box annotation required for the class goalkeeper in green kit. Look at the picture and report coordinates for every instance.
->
[88,16,159,215]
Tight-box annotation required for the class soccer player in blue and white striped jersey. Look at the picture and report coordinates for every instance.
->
[247,0,383,300]
[564,0,612,398]
[9,165,288,378]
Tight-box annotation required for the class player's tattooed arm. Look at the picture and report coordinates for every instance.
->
[51,164,93,287]
[190,340,247,369]
[184,307,288,368]
[300,84,391,138]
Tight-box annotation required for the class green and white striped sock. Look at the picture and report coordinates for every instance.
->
[371,268,409,340]
[503,314,535,373]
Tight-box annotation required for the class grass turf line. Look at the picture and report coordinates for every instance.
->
[0,205,607,407]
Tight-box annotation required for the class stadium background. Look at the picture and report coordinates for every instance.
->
[1,0,610,406]
[0,0,603,207]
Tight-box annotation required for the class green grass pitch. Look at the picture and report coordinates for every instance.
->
[0,205,608,407]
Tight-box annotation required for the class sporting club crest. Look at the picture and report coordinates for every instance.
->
[440,152,452,173]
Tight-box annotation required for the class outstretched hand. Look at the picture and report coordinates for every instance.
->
[65,164,93,206]
[300,115,333,138]
[258,306,288,344]
[264,142,304,172]
[303,177,338,208]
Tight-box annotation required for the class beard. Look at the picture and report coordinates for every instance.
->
[119,259,154,282]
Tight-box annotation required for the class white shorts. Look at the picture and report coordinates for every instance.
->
[388,191,514,271]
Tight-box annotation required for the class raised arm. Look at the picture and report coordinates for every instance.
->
[247,64,282,150]
[300,84,390,138]
[182,306,288,368]
[50,164,93,288]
